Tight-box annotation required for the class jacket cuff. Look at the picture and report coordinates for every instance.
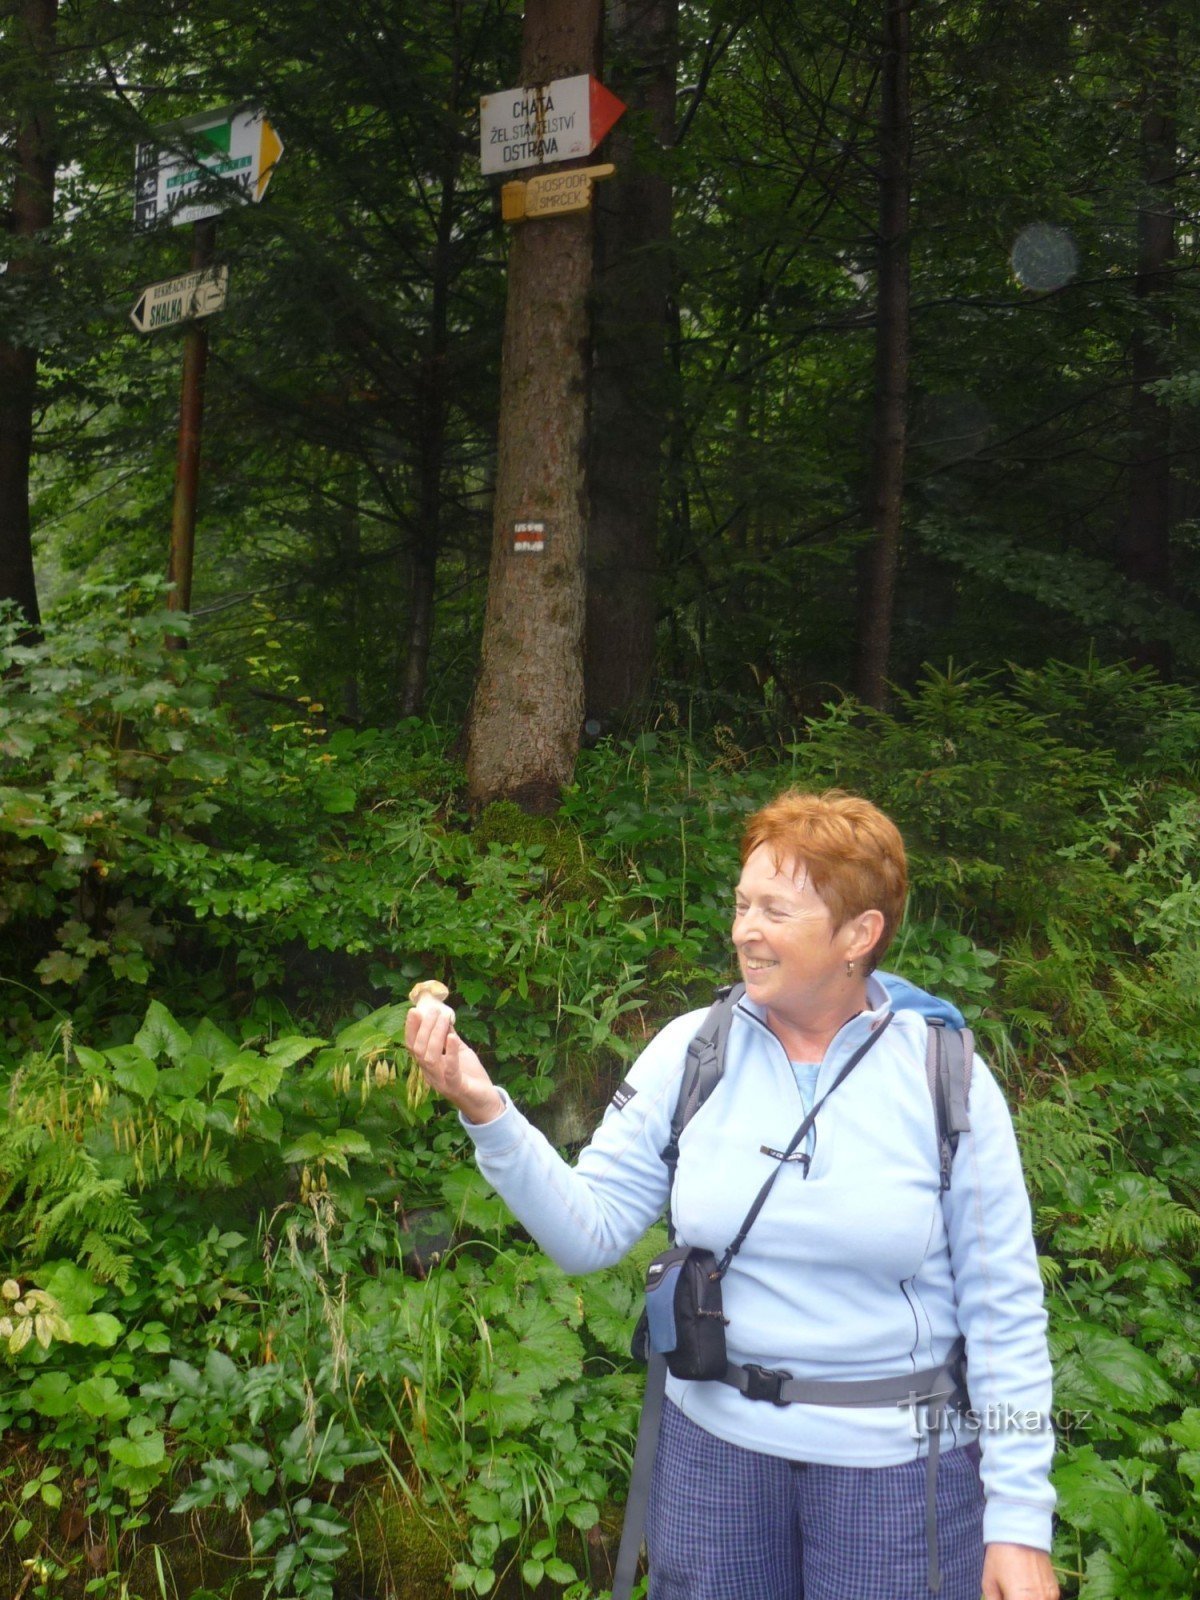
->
[459,1087,520,1150]
[983,1498,1053,1551]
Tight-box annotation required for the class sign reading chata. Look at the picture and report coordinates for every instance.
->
[513,520,547,553]
[130,266,230,333]
[480,75,625,175]
[134,104,283,231]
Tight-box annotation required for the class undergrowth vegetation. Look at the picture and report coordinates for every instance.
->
[1,590,1198,1598]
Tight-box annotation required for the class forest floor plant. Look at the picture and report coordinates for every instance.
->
[0,591,1197,1597]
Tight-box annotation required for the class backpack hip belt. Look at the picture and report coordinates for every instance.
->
[723,1336,969,1596]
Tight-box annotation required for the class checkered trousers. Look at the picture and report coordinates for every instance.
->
[646,1400,985,1600]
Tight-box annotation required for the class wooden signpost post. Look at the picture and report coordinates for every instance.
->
[131,104,283,643]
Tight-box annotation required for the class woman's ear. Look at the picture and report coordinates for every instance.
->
[842,909,885,967]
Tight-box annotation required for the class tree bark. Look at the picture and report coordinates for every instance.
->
[584,0,677,727]
[0,0,57,632]
[400,166,455,717]
[466,0,603,812]
[854,0,911,710]
[166,220,217,646]
[1118,15,1176,675]
[400,12,469,718]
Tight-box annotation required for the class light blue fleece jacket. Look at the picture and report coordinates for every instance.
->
[462,973,1055,1550]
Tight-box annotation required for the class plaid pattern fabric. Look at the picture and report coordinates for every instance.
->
[647,1400,985,1599]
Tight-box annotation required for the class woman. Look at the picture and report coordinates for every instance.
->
[405,789,1058,1600]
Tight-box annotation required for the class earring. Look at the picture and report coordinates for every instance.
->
[845,959,856,978]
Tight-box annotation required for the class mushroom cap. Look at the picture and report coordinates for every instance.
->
[408,979,450,1005]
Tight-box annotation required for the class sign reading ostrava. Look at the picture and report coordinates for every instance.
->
[134,104,283,231]
[130,265,230,334]
[479,75,625,176]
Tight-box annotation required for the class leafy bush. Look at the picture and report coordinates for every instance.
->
[2,593,1198,1595]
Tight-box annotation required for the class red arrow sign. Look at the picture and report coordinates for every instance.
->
[588,77,626,148]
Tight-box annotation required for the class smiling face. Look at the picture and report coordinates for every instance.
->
[732,845,881,1034]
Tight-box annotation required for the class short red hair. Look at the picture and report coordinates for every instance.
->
[740,789,907,969]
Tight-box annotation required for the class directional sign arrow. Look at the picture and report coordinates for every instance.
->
[134,105,284,231]
[501,163,616,223]
[129,265,229,333]
[588,79,625,148]
[479,75,626,175]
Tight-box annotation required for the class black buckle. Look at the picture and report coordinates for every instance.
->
[742,1364,792,1405]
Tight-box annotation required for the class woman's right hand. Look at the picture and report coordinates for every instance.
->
[404,998,505,1126]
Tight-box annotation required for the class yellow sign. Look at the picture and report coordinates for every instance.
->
[501,163,615,224]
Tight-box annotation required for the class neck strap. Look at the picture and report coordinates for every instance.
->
[713,1012,894,1277]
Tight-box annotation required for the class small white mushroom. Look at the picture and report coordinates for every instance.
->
[408,979,450,1007]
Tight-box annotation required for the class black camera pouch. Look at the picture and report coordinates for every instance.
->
[634,1244,728,1380]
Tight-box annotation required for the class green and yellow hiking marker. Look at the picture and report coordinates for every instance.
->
[133,103,284,231]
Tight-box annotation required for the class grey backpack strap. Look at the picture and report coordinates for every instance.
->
[610,1353,668,1600]
[925,1021,973,1191]
[671,982,744,1137]
[659,984,744,1240]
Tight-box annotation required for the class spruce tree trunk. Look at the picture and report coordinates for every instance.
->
[466,0,603,812]
[0,0,57,631]
[400,169,455,717]
[584,0,677,727]
[854,0,911,710]
[1119,17,1176,675]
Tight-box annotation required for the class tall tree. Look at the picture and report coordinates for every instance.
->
[855,0,912,708]
[1117,5,1177,673]
[466,0,604,811]
[584,0,677,726]
[0,0,56,629]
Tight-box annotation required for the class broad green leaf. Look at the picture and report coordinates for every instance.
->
[167,1359,204,1397]
[36,950,88,985]
[74,1375,131,1421]
[35,1261,100,1314]
[158,1056,212,1097]
[1057,1323,1175,1412]
[65,1311,122,1348]
[218,1052,285,1100]
[108,1429,166,1469]
[1053,1447,1135,1535]
[168,750,230,782]
[26,1371,74,1417]
[134,1000,191,1064]
[189,1018,239,1067]
[335,1005,409,1051]
[281,1129,372,1167]
[1079,1496,1188,1598]
[320,785,357,814]
[203,1349,240,1395]
[105,1046,159,1101]
[264,1035,326,1068]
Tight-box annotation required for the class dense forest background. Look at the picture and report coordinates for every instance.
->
[2,0,1200,1597]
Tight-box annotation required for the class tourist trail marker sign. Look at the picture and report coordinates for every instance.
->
[130,265,230,333]
[479,75,625,175]
[501,163,615,223]
[134,104,284,231]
